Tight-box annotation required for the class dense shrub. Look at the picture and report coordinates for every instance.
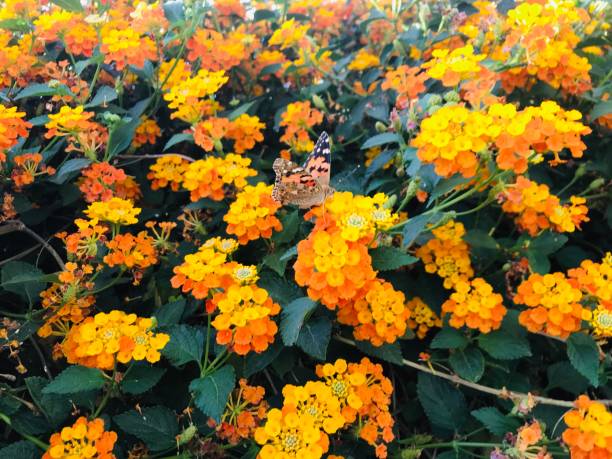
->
[0,0,611,458]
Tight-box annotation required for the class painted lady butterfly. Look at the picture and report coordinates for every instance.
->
[272,131,335,209]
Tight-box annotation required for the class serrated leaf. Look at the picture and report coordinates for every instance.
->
[25,377,71,427]
[42,366,105,395]
[121,365,166,395]
[280,297,318,346]
[273,210,299,244]
[360,132,400,149]
[263,252,289,276]
[155,297,185,326]
[370,246,418,271]
[0,441,40,459]
[296,316,331,360]
[114,406,179,451]
[417,372,468,431]
[478,331,531,360]
[161,324,204,367]
[567,333,599,387]
[190,365,235,423]
[471,407,520,436]
[355,340,403,364]
[449,347,485,382]
[1,261,47,303]
[49,158,91,184]
[431,328,468,349]
[163,133,193,151]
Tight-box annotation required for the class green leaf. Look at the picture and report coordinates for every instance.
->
[49,158,91,184]
[280,297,318,346]
[0,441,40,459]
[42,366,105,395]
[360,132,400,149]
[227,99,258,120]
[163,133,193,151]
[155,297,185,326]
[463,230,499,250]
[546,362,589,394]
[50,0,84,12]
[163,1,185,23]
[402,213,441,248]
[355,340,403,365]
[0,18,31,32]
[471,407,520,436]
[370,246,418,271]
[121,365,166,395]
[1,261,46,303]
[431,328,468,349]
[417,372,468,431]
[427,175,471,206]
[244,341,283,377]
[161,324,204,367]
[530,232,568,254]
[263,252,289,276]
[272,210,299,244]
[114,406,179,452]
[106,97,151,158]
[567,333,599,387]
[590,100,612,120]
[84,86,117,108]
[14,83,74,100]
[25,377,71,427]
[296,316,331,360]
[190,365,235,423]
[449,347,485,382]
[478,331,531,360]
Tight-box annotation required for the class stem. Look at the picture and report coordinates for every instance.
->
[0,220,64,269]
[203,314,212,370]
[90,270,126,296]
[0,412,49,451]
[88,60,102,99]
[92,367,116,418]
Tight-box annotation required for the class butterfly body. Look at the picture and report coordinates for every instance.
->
[272,132,335,209]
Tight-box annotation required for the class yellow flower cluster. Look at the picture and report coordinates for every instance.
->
[45,105,96,139]
[147,155,189,191]
[406,297,442,339]
[182,154,256,202]
[164,70,228,123]
[348,48,380,71]
[224,183,283,245]
[62,310,170,370]
[85,197,141,226]
[591,305,612,338]
[416,220,474,289]
[100,26,157,71]
[422,44,485,87]
[268,18,310,49]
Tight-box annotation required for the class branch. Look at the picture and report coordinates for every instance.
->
[0,220,64,269]
[334,336,612,408]
[115,153,195,162]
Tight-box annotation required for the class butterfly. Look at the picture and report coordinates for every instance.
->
[272,131,335,209]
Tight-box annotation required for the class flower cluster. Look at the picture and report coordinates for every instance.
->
[416,220,474,289]
[11,153,55,189]
[406,297,442,339]
[280,101,324,153]
[209,284,280,355]
[193,114,265,154]
[45,105,97,139]
[62,310,170,370]
[568,253,612,308]
[103,231,158,284]
[78,162,140,203]
[147,155,189,191]
[85,197,141,226]
[224,183,282,244]
[100,26,157,71]
[501,176,589,236]
[132,117,161,148]
[381,65,428,109]
[187,28,253,72]
[422,45,486,87]
[42,417,117,459]
[442,277,507,333]
[0,104,30,163]
[59,218,108,260]
[562,395,612,458]
[182,154,256,202]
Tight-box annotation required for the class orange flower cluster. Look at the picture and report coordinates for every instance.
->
[562,395,612,458]
[210,284,280,355]
[79,162,140,203]
[416,220,474,289]
[280,101,324,153]
[294,226,376,309]
[228,114,266,154]
[170,237,239,299]
[209,378,268,445]
[11,153,55,189]
[182,154,256,201]
[381,65,428,109]
[34,10,98,58]
[133,117,161,148]
[103,231,158,284]
[442,277,507,333]
[38,262,95,338]
[147,155,189,191]
[100,26,157,71]
[568,253,612,308]
[0,104,30,163]
[59,218,108,260]
[337,280,411,346]
[224,183,282,244]
[187,28,253,72]
[500,176,589,236]
[62,310,170,370]
[406,297,442,339]
[42,417,117,459]
[194,117,231,152]
[515,272,588,339]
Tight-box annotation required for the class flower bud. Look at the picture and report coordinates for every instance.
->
[587,177,605,191]
[443,90,460,102]
[427,94,443,107]
[312,94,326,111]
[375,121,387,133]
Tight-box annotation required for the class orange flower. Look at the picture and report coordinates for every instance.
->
[78,162,140,203]
[406,297,442,339]
[42,417,117,459]
[11,153,55,189]
[132,117,161,148]
[381,65,428,109]
[279,101,324,153]
[187,28,253,71]
[45,105,97,139]
[422,45,485,87]
[0,104,31,163]
[442,277,507,333]
[224,183,282,245]
[568,254,612,307]
[337,280,411,346]
[294,227,376,310]
[103,231,158,283]
[147,155,189,191]
[515,272,589,339]
[562,395,612,459]
[100,26,157,71]
[227,114,265,154]
[59,218,108,260]
[193,117,231,152]
[210,284,280,355]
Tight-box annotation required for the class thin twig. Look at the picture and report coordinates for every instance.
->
[334,336,612,408]
[0,220,65,269]
[116,153,195,163]
[0,244,41,266]
[29,337,53,380]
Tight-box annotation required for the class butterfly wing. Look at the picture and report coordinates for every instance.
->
[272,158,325,208]
[303,131,331,187]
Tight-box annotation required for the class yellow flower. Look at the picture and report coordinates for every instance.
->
[85,197,141,226]
[591,305,612,338]
[348,48,380,71]
[269,18,310,49]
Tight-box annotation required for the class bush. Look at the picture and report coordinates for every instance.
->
[0,0,611,458]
